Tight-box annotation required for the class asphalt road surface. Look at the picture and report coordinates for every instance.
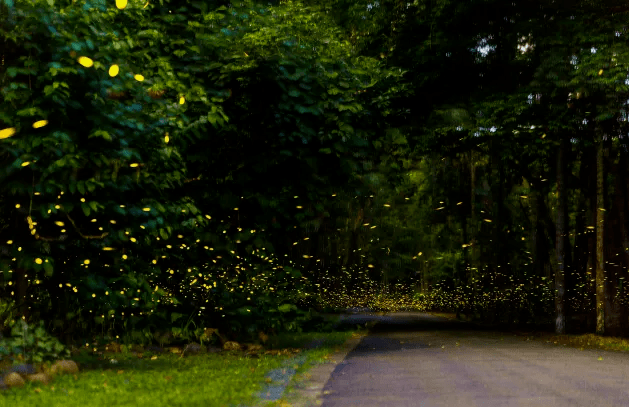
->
[320,312,629,407]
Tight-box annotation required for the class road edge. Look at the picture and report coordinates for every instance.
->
[279,331,367,407]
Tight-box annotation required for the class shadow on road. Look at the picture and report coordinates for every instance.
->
[336,311,500,333]
[335,312,491,356]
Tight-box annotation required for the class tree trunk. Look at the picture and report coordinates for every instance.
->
[530,186,541,278]
[13,267,29,320]
[555,138,567,334]
[595,133,605,335]
[470,151,478,293]
[605,141,627,336]
[571,148,590,317]
[619,147,629,335]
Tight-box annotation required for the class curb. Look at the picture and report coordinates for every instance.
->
[280,332,367,407]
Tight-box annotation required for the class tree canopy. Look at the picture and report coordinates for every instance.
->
[1,0,629,345]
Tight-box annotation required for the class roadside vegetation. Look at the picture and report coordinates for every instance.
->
[0,329,357,407]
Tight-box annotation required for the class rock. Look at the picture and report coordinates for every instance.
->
[50,360,79,376]
[3,372,25,388]
[26,372,52,385]
[207,345,222,353]
[223,341,242,351]
[146,346,166,354]
[246,344,263,352]
[168,347,182,354]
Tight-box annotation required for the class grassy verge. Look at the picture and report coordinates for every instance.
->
[260,331,360,407]
[0,331,358,407]
[526,332,629,353]
[429,311,629,353]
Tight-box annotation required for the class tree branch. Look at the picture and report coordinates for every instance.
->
[65,213,109,240]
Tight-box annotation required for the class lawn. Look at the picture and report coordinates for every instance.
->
[0,331,356,407]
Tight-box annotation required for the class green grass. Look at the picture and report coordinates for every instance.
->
[538,332,629,353]
[430,311,629,353]
[0,331,357,407]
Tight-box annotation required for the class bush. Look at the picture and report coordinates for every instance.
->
[0,320,70,365]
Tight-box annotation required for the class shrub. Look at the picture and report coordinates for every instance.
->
[0,320,70,365]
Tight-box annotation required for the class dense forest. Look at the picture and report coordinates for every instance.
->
[1,0,629,357]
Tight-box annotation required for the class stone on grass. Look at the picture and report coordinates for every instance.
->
[26,372,53,385]
[246,344,263,352]
[207,345,222,353]
[3,372,25,388]
[223,341,242,351]
[50,360,79,376]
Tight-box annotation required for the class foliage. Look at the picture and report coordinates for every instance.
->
[0,0,211,340]
[0,297,17,334]
[0,0,410,345]
[3,0,629,344]
[0,319,70,364]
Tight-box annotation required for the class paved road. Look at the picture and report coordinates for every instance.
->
[320,312,629,407]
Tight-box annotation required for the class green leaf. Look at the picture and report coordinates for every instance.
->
[319,148,331,154]
[171,312,183,323]
[43,261,53,277]
[81,203,91,217]
[153,202,166,213]
[277,304,297,313]
[89,130,112,141]
[340,123,354,134]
